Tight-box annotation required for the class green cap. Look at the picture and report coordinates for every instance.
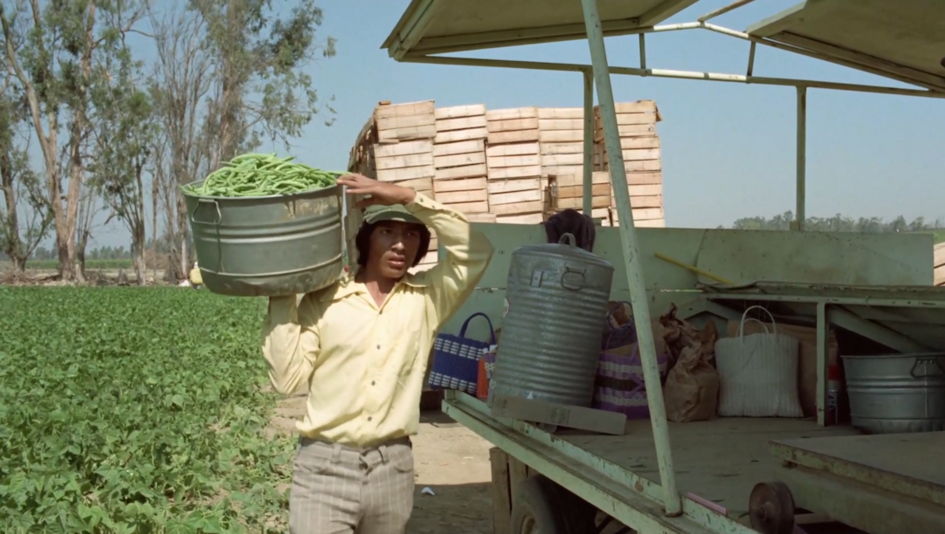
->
[362,203,423,225]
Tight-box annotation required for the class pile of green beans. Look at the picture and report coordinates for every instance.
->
[182,153,344,198]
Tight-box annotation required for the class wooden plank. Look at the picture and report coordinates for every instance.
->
[541,153,587,167]
[936,264,945,286]
[551,172,610,187]
[539,130,584,143]
[540,142,585,155]
[467,213,498,223]
[627,194,663,208]
[604,159,662,172]
[497,213,544,224]
[487,177,541,194]
[629,184,663,196]
[614,136,661,149]
[434,151,487,169]
[436,189,488,204]
[613,113,659,126]
[558,195,611,210]
[492,200,544,216]
[489,448,512,534]
[436,115,488,132]
[538,118,585,131]
[486,107,538,121]
[374,100,435,119]
[633,218,665,228]
[434,176,487,193]
[433,139,485,157]
[487,165,543,180]
[489,189,543,206]
[601,124,659,138]
[594,100,658,115]
[625,171,663,185]
[486,142,540,157]
[435,104,486,119]
[446,200,490,214]
[376,165,435,182]
[487,154,541,168]
[538,107,584,119]
[601,148,662,161]
[615,207,664,220]
[377,113,436,132]
[557,183,611,198]
[435,127,488,144]
[435,163,488,180]
[487,117,540,134]
[377,124,437,143]
[375,152,435,171]
[488,129,541,145]
[373,139,433,158]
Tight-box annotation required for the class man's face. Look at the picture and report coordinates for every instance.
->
[367,220,423,279]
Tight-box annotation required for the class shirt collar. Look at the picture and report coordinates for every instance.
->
[318,268,429,302]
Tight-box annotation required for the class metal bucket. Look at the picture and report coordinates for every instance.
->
[842,352,945,434]
[183,181,344,297]
[491,233,614,407]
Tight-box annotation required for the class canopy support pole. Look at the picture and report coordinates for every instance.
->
[794,86,807,231]
[583,69,595,217]
[580,0,682,516]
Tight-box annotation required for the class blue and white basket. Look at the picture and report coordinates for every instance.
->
[428,312,496,395]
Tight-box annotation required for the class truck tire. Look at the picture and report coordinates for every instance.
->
[510,475,570,534]
[510,474,597,534]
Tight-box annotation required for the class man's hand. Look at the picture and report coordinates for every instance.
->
[337,174,416,209]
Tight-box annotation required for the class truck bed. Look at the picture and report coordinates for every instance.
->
[559,417,858,521]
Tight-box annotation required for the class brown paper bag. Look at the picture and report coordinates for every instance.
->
[725,321,838,417]
[663,320,720,422]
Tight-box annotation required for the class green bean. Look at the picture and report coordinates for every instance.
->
[180,152,345,198]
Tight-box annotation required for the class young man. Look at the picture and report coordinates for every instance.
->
[262,173,494,534]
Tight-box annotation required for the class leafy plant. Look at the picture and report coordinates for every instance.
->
[0,287,295,533]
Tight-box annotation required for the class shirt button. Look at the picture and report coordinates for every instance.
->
[367,416,373,421]
[376,345,381,350]
[371,381,376,386]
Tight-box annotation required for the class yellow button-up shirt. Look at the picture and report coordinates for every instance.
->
[261,193,495,447]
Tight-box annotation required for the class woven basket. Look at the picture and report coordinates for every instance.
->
[429,312,496,395]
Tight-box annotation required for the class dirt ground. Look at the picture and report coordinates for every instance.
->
[271,394,495,534]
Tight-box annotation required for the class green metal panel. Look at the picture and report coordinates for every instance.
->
[442,224,936,343]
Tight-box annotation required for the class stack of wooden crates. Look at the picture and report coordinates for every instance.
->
[348,99,666,271]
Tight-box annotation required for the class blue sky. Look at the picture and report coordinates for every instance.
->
[85,0,945,247]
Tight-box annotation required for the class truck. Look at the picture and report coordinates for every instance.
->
[379,1,945,533]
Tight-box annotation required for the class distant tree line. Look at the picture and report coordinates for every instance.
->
[727,211,945,234]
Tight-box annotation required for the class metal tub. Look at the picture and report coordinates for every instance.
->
[842,352,945,434]
[183,181,344,297]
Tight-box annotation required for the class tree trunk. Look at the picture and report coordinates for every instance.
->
[74,229,88,283]
[151,169,159,283]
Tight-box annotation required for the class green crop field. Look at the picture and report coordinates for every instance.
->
[0,287,294,533]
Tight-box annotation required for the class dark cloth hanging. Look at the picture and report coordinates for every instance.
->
[543,209,596,252]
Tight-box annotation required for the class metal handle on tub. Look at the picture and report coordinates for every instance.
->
[560,266,587,290]
[190,198,222,226]
[910,357,945,378]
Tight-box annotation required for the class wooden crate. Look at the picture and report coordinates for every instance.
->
[435,104,488,143]
[486,107,540,145]
[593,100,662,143]
[935,243,945,286]
[376,100,437,144]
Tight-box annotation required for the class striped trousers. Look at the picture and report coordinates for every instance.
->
[289,436,415,534]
